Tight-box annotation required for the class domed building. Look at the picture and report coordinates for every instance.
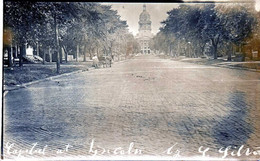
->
[136,4,153,54]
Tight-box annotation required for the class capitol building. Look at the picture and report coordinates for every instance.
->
[136,4,153,54]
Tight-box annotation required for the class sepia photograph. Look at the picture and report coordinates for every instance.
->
[1,0,260,160]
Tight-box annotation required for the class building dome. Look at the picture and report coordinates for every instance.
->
[139,11,150,22]
[136,4,153,55]
[139,4,151,22]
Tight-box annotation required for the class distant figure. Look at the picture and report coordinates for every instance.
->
[107,56,112,67]
[111,54,114,61]
[92,55,99,68]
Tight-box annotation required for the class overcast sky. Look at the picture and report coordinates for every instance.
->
[101,3,179,36]
[102,0,259,36]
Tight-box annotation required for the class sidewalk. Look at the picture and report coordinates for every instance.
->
[3,58,129,92]
[3,61,94,91]
[157,55,260,72]
[213,61,260,71]
[179,58,260,72]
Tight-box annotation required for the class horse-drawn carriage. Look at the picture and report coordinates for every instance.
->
[92,55,112,68]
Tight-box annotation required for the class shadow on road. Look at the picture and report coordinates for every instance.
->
[212,91,252,148]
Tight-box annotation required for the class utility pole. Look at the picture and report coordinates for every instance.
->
[54,13,60,73]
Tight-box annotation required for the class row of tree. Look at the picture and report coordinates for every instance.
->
[4,2,140,72]
[150,3,258,60]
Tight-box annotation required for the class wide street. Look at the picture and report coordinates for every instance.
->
[3,55,260,159]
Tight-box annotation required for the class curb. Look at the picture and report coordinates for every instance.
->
[3,67,94,93]
[176,60,260,73]
[211,64,260,73]
[3,58,132,94]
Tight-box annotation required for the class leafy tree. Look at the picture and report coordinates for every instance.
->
[216,4,256,61]
[4,1,46,66]
[4,2,140,71]
[156,3,257,60]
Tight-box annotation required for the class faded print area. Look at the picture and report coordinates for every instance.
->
[2,1,260,160]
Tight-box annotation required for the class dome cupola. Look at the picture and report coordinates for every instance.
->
[138,4,151,31]
[136,4,153,54]
[139,4,151,23]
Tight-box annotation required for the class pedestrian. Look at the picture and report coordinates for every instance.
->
[93,55,99,68]
[108,56,112,67]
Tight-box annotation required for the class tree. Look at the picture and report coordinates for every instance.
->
[157,3,257,60]
[216,4,256,61]
[4,1,47,66]
[199,4,225,59]
[4,2,136,71]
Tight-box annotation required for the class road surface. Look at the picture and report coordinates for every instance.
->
[3,55,260,159]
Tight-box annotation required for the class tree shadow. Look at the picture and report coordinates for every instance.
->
[212,91,252,148]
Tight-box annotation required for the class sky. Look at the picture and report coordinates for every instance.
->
[102,0,260,36]
[101,3,179,36]
[255,0,260,11]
